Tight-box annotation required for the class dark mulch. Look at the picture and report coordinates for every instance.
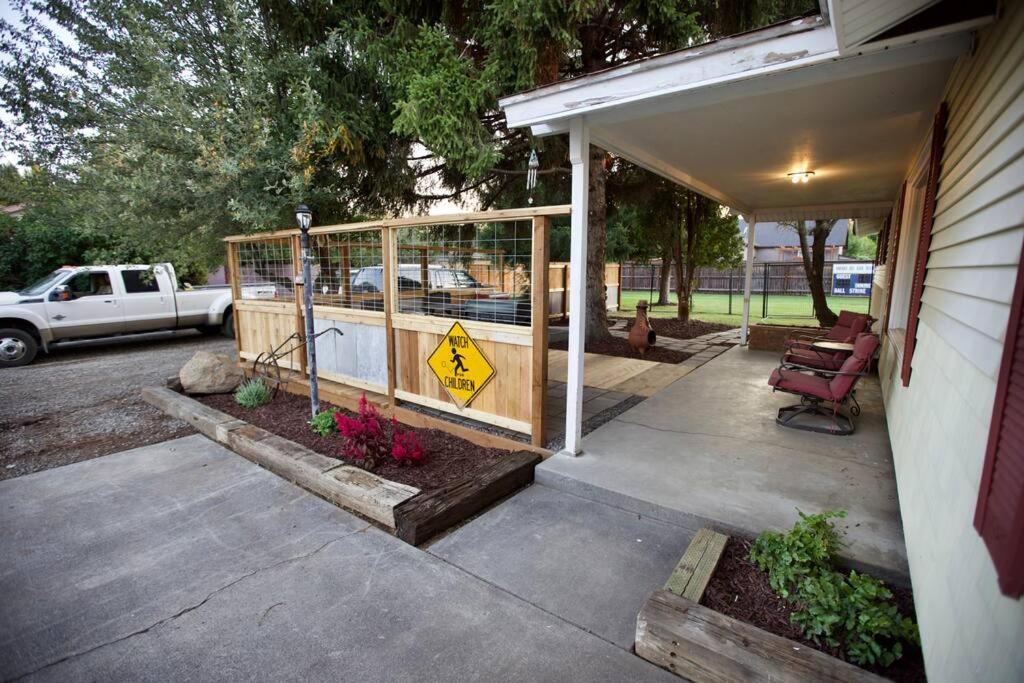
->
[621,317,737,342]
[197,391,508,494]
[701,537,926,683]
[548,336,692,364]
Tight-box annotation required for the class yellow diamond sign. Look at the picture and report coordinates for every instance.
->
[427,322,496,409]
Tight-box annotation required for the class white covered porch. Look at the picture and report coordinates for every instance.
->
[499,10,981,455]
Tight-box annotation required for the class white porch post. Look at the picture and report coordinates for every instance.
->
[740,213,757,346]
[564,117,589,455]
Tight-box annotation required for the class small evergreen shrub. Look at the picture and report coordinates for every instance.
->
[750,510,918,668]
[233,379,272,408]
[308,409,339,436]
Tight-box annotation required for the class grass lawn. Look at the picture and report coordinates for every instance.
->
[613,290,871,328]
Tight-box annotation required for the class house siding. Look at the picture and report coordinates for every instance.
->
[880,3,1024,681]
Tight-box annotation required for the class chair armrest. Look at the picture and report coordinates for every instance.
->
[781,363,868,379]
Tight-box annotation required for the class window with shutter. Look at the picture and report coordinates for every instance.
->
[975,243,1024,598]
[883,183,906,333]
[901,102,948,386]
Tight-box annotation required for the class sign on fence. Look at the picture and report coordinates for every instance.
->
[832,262,874,296]
[427,322,496,408]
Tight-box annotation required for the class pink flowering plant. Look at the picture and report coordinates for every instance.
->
[332,395,427,470]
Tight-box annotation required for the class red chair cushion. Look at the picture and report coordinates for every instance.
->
[828,333,880,397]
[769,367,835,401]
[784,347,846,371]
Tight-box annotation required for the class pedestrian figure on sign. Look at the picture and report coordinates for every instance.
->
[450,343,468,377]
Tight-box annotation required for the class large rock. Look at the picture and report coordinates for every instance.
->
[179,351,244,394]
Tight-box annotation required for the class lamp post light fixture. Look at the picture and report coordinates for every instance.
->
[296,203,319,417]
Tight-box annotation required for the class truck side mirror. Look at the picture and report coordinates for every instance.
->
[50,285,71,302]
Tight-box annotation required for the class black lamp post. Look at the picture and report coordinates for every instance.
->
[296,203,318,417]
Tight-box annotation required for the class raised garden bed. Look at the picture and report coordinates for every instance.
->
[619,317,737,342]
[549,336,692,364]
[702,537,925,683]
[636,529,923,683]
[199,391,509,494]
[142,387,539,544]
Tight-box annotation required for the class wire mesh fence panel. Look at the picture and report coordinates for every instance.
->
[394,220,533,326]
[235,237,296,302]
[308,230,385,311]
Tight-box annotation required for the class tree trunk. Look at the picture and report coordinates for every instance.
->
[675,191,708,322]
[585,145,612,342]
[795,219,839,328]
[656,246,672,305]
[671,205,689,322]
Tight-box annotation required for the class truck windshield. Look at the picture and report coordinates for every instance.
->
[19,270,70,296]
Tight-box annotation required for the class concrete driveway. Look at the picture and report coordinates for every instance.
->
[0,435,673,682]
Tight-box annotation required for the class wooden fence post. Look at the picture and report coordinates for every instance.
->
[382,226,397,410]
[226,241,243,360]
[531,216,551,447]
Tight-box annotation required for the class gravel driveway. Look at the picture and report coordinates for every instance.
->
[0,330,235,480]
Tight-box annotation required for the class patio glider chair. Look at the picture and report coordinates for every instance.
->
[768,333,880,435]
[782,310,872,371]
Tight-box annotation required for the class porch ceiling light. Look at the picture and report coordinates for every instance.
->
[788,171,815,184]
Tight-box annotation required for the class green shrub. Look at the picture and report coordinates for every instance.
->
[308,409,339,436]
[234,379,272,408]
[750,510,918,668]
[750,510,846,598]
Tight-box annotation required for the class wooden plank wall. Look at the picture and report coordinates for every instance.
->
[226,207,567,446]
[235,300,303,370]
[548,262,621,317]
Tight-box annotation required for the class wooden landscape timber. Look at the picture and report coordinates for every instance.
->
[141,386,418,528]
[635,590,887,683]
[141,386,542,538]
[664,528,728,601]
[393,450,542,546]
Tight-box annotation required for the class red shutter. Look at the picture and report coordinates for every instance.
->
[883,183,907,333]
[975,242,1024,597]
[902,102,949,386]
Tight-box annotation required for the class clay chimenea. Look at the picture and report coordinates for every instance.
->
[628,300,657,356]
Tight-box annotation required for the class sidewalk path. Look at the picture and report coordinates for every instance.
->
[0,435,673,682]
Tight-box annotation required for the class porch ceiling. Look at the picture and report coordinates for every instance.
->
[590,56,954,216]
[502,18,973,218]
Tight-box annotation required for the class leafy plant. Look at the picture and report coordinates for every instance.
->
[750,510,846,598]
[308,408,339,436]
[750,510,918,668]
[391,428,426,465]
[233,379,272,408]
[332,395,428,470]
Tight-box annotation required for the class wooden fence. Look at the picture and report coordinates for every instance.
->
[547,262,621,319]
[224,206,571,447]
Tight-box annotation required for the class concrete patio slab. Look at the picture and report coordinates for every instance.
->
[538,346,909,581]
[0,436,675,682]
[429,484,697,648]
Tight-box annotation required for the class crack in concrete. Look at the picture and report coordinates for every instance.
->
[610,415,839,461]
[10,526,370,681]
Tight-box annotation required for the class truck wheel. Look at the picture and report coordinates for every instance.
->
[0,328,38,367]
[221,310,235,339]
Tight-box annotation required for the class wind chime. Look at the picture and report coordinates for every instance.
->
[526,149,539,204]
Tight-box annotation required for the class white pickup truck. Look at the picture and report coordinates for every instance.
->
[0,263,263,367]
